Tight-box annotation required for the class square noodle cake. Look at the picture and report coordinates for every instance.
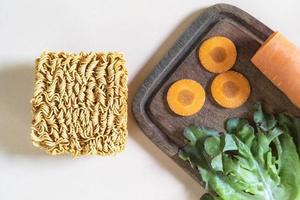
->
[31,52,128,156]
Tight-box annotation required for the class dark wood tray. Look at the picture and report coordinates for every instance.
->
[132,3,300,184]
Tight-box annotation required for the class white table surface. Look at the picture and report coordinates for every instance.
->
[0,0,299,199]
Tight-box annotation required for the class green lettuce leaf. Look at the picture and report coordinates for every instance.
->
[180,103,300,200]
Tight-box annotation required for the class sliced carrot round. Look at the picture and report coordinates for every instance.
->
[211,71,250,108]
[199,36,237,73]
[167,79,205,116]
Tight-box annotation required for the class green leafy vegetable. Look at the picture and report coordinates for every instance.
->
[179,103,300,200]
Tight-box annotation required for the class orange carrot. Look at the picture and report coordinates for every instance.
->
[199,36,237,73]
[211,71,250,108]
[251,32,300,108]
[167,79,206,116]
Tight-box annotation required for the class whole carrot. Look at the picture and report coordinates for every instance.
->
[251,32,300,108]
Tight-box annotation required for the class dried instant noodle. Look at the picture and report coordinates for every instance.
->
[31,52,128,156]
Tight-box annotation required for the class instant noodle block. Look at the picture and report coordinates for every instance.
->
[31,52,128,156]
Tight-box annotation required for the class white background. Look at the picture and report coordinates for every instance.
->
[0,0,299,200]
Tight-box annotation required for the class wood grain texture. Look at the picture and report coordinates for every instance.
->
[132,3,300,184]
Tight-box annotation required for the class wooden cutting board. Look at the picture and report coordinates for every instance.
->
[132,3,300,184]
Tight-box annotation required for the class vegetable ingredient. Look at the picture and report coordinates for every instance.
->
[211,71,250,109]
[179,103,300,200]
[251,32,300,108]
[167,79,206,116]
[199,36,237,73]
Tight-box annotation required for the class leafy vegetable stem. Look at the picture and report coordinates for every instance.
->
[253,160,274,200]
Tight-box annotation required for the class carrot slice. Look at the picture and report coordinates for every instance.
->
[199,36,237,73]
[167,79,205,116]
[251,32,300,108]
[211,71,250,108]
